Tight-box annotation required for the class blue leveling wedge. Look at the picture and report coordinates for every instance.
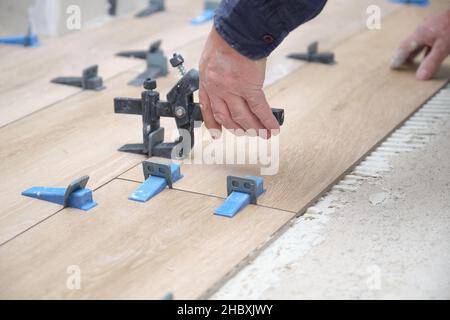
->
[214,176,266,218]
[21,176,97,211]
[389,0,429,7]
[128,161,183,202]
[0,24,39,47]
[191,1,219,25]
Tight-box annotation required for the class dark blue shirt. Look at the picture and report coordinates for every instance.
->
[214,0,328,60]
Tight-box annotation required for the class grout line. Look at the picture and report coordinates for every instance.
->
[0,160,145,248]
[2,79,447,247]
[0,30,209,130]
[2,164,298,249]
[0,70,132,130]
[0,208,64,247]
[115,177,297,214]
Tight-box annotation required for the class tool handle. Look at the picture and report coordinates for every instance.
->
[193,104,284,126]
[271,108,284,126]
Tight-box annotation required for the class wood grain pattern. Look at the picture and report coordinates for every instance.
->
[0,1,447,300]
[127,0,400,86]
[0,0,394,244]
[0,0,398,127]
[121,3,450,213]
[0,0,211,127]
[0,72,146,245]
[0,179,294,299]
[0,70,206,245]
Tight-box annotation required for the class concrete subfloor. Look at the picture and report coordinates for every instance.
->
[213,95,450,300]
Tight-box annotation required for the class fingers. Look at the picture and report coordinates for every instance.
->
[391,35,424,69]
[199,84,221,139]
[391,25,433,69]
[417,39,449,80]
[245,91,281,132]
[391,11,450,79]
[209,96,244,133]
[223,94,265,135]
[199,26,279,139]
[201,85,271,137]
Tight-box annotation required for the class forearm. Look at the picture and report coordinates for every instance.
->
[214,0,327,60]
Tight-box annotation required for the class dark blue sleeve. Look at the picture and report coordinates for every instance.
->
[214,0,327,60]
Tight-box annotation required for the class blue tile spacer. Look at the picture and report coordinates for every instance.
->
[214,176,265,218]
[128,161,182,202]
[190,9,215,25]
[21,175,96,211]
[389,0,429,7]
[0,34,40,47]
[0,25,40,47]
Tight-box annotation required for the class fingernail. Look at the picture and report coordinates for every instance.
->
[246,129,257,137]
[391,41,418,69]
[417,68,430,80]
[209,129,221,139]
[257,129,268,139]
[390,54,402,69]
[271,128,280,136]
[391,51,406,69]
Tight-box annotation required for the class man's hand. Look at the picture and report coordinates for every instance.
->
[199,27,280,139]
[391,10,450,80]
